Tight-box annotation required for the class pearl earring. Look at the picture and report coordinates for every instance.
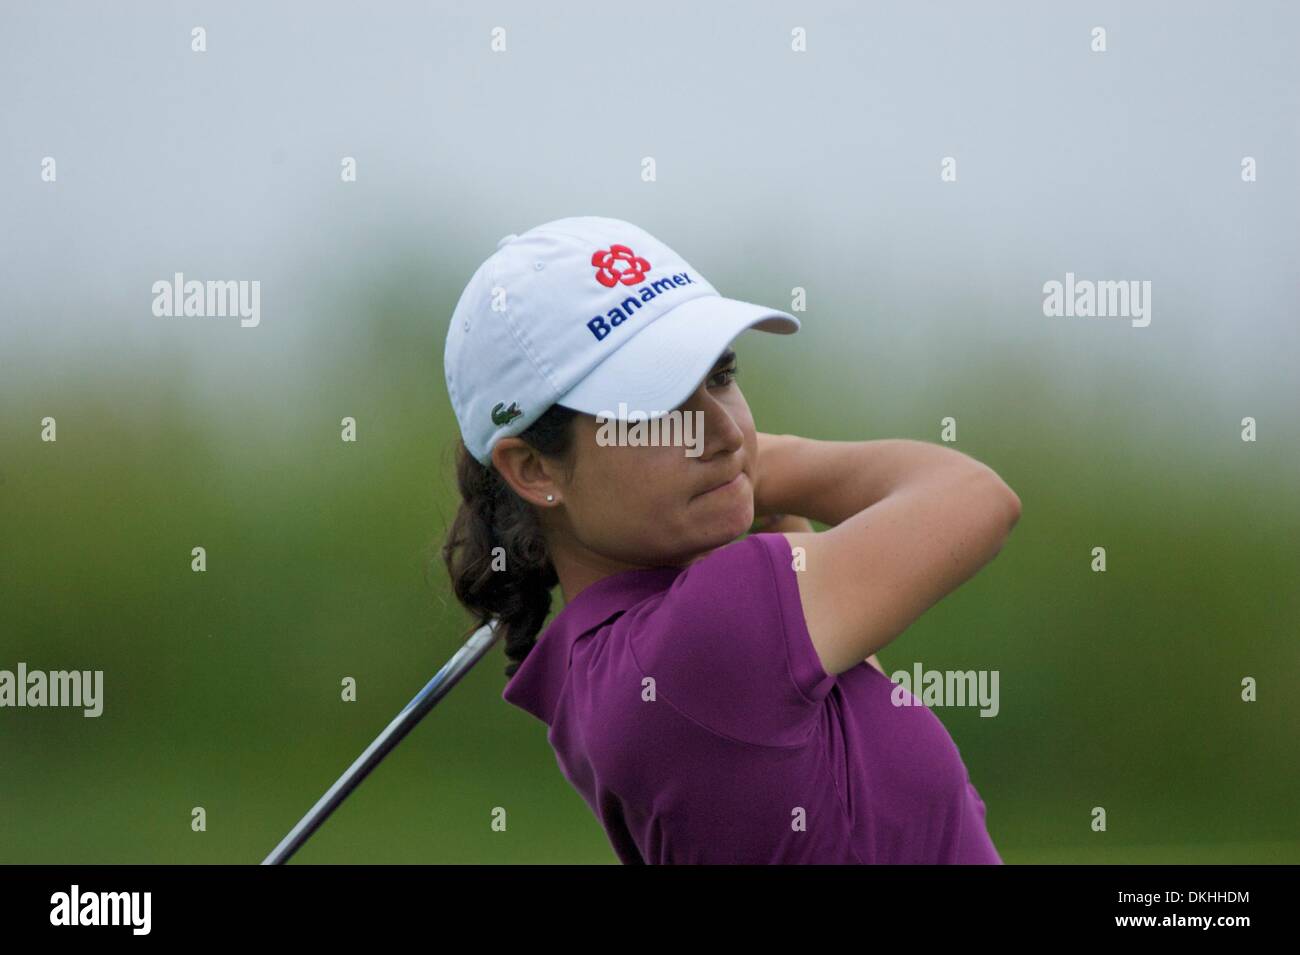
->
[546,494,555,503]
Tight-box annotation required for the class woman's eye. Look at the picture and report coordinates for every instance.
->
[708,365,738,388]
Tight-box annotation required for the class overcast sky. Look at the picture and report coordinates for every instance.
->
[3,1,1295,418]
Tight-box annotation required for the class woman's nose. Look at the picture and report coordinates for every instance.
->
[686,388,743,458]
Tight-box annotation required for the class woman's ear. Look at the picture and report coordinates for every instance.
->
[491,438,563,508]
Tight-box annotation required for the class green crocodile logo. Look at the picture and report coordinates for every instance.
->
[491,401,523,426]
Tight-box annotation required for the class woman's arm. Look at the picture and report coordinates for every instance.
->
[753,432,1021,677]
[750,513,816,534]
[748,510,886,675]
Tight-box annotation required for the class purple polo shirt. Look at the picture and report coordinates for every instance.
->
[502,532,1002,864]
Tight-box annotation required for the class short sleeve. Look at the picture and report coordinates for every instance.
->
[627,532,835,748]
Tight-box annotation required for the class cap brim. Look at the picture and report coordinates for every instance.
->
[555,296,799,418]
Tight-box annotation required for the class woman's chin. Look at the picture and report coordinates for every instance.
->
[703,507,756,548]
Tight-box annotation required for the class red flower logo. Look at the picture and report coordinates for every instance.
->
[591,244,651,288]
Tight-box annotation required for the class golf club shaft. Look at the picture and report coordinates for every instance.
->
[261,620,501,865]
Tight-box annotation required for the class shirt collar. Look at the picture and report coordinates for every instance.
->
[501,565,684,725]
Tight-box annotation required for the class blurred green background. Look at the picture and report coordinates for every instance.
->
[2,0,1297,863]
[2,272,1296,863]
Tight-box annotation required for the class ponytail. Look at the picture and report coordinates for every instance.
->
[441,403,579,678]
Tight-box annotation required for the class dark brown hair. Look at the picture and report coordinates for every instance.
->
[441,403,581,679]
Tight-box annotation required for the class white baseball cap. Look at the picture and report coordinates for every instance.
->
[444,215,800,465]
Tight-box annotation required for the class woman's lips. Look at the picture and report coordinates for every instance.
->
[698,471,745,498]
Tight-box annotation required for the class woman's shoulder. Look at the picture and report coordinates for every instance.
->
[619,531,835,749]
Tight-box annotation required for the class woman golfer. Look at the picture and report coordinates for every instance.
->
[441,216,1020,864]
